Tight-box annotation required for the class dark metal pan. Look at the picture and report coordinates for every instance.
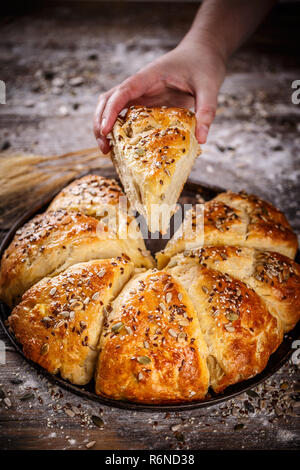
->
[0,173,299,412]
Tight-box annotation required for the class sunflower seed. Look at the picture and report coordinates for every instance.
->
[4,397,11,408]
[168,328,177,338]
[138,372,144,381]
[97,268,106,278]
[224,323,235,333]
[165,293,172,304]
[49,287,57,296]
[178,332,187,342]
[86,441,96,449]
[92,292,100,301]
[125,326,133,335]
[65,408,75,418]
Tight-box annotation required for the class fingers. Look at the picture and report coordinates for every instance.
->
[96,134,111,154]
[100,72,156,136]
[93,89,115,140]
[195,85,218,144]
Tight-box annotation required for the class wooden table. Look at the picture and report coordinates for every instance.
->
[0,2,299,450]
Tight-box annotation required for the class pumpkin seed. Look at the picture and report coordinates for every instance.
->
[226,312,239,322]
[40,343,49,355]
[19,392,35,401]
[111,322,124,333]
[91,415,104,428]
[137,356,151,364]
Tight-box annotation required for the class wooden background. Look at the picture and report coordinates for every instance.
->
[0,1,299,450]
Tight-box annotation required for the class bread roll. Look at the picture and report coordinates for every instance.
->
[95,269,210,403]
[156,190,298,268]
[110,106,200,234]
[0,209,153,306]
[8,258,134,385]
[166,251,284,392]
[48,174,125,219]
[48,173,153,267]
[167,246,300,333]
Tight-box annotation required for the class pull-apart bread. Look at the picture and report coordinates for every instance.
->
[110,106,200,234]
[95,270,209,403]
[0,177,153,307]
[156,191,298,268]
[8,258,134,385]
[2,168,300,403]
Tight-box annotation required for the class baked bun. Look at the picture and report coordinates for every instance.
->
[110,106,200,234]
[95,269,209,403]
[8,258,134,385]
[48,174,125,218]
[156,190,298,268]
[167,246,300,333]
[0,209,153,306]
[166,251,283,392]
[48,173,153,268]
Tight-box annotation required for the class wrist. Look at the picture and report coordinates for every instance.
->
[180,29,229,66]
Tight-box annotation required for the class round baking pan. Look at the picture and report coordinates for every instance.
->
[0,173,299,412]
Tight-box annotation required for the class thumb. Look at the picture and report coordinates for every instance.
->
[195,85,218,144]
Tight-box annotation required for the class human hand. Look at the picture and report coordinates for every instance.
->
[93,41,226,153]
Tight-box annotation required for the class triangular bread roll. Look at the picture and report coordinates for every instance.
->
[110,106,200,233]
[8,258,134,385]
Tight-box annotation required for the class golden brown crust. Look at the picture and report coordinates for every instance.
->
[95,270,209,403]
[48,174,124,217]
[111,106,201,233]
[156,191,298,268]
[8,258,134,385]
[168,246,300,333]
[166,255,283,393]
[47,174,154,269]
[0,209,153,306]
[215,191,298,258]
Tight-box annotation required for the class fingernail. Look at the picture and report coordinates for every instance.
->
[100,117,106,133]
[198,124,209,144]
